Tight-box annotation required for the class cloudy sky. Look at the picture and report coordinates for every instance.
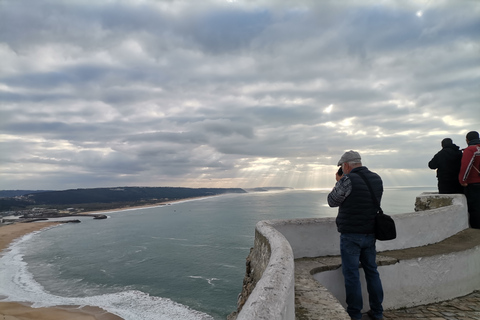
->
[1,0,479,191]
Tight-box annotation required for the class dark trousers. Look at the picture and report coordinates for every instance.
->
[340,233,383,320]
[438,181,464,194]
[465,184,480,228]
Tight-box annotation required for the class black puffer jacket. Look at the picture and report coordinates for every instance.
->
[336,167,383,234]
[428,144,462,182]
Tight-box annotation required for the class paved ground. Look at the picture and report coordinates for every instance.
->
[383,290,480,320]
[295,228,480,320]
[380,229,480,319]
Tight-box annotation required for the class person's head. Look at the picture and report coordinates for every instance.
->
[337,150,362,174]
[441,138,453,148]
[466,131,479,143]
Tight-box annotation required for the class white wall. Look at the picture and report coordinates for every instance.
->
[236,221,295,320]
[314,245,480,311]
[269,194,468,258]
[236,193,472,318]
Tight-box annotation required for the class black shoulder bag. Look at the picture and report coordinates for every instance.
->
[356,172,397,241]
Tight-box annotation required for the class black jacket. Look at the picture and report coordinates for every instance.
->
[336,167,383,234]
[428,144,462,182]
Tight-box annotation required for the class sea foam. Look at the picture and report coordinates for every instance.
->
[0,231,213,320]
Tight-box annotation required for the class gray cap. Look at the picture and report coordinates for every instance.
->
[337,150,361,166]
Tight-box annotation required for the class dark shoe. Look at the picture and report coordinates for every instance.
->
[367,310,384,320]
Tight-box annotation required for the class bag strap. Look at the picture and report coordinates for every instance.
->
[354,171,382,213]
[463,147,480,180]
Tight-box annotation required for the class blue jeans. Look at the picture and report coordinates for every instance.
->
[340,233,383,320]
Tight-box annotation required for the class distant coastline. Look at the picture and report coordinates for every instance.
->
[0,186,251,221]
[0,195,226,320]
[0,187,293,319]
[81,195,220,215]
[78,187,295,216]
[0,186,247,211]
[1,186,294,221]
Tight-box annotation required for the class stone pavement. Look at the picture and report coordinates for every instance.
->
[295,228,480,320]
[383,290,480,320]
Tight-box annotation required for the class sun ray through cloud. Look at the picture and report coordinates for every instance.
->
[0,0,478,190]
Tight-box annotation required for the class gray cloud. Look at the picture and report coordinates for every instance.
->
[1,0,479,190]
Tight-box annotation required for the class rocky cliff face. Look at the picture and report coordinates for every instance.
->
[228,229,272,319]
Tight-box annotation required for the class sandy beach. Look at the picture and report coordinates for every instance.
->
[81,195,219,215]
[0,195,219,319]
[0,222,123,320]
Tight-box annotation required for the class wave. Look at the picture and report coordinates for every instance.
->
[215,263,239,269]
[0,232,213,320]
[163,237,189,241]
[188,276,220,286]
[180,244,222,248]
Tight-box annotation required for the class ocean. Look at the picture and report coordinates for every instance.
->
[0,187,433,319]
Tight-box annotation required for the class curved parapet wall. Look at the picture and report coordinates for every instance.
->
[381,240,480,309]
[314,229,480,311]
[235,221,295,320]
[271,193,468,258]
[233,193,472,319]
[378,193,468,251]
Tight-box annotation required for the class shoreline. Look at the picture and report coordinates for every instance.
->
[81,195,221,215]
[0,195,223,320]
[0,222,125,319]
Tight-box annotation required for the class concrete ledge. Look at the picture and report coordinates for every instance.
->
[294,255,398,320]
[236,220,295,320]
[377,193,468,252]
[379,228,480,308]
[313,229,480,312]
[232,193,473,319]
[265,193,468,258]
[295,256,349,320]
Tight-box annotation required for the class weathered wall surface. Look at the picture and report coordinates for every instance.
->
[315,244,480,311]
[270,193,468,258]
[230,221,295,320]
[229,229,271,319]
[414,192,453,211]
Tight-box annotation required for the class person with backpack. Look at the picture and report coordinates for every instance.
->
[459,131,480,228]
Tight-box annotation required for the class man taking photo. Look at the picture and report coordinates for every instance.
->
[328,150,384,320]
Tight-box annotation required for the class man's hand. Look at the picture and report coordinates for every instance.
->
[461,183,468,187]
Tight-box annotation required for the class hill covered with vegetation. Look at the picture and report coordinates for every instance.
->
[0,187,246,212]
